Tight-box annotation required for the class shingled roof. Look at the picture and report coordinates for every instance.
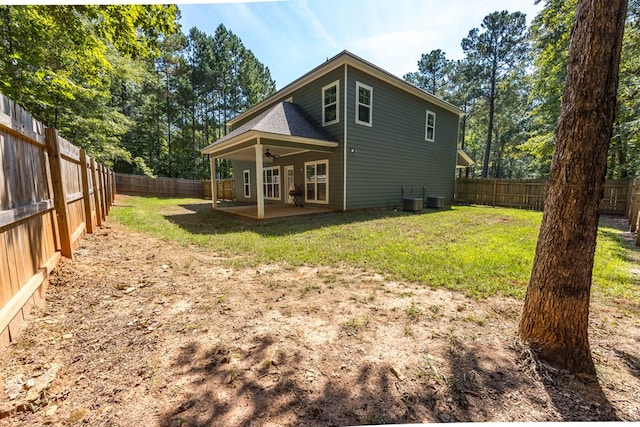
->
[203,101,336,153]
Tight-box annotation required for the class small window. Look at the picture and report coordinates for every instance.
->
[243,170,250,198]
[322,81,339,126]
[355,82,372,126]
[425,110,436,142]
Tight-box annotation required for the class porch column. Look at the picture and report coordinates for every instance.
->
[210,157,217,210]
[255,139,264,219]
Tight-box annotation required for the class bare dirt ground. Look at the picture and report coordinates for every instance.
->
[1,204,639,426]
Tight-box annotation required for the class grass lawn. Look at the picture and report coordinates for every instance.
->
[111,196,639,301]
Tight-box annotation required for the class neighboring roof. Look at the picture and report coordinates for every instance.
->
[202,101,337,154]
[229,50,465,128]
[456,149,476,168]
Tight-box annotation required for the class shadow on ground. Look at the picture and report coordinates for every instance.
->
[163,201,451,237]
[157,334,617,426]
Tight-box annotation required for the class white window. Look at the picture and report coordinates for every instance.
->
[425,110,436,142]
[243,170,250,198]
[322,81,339,126]
[355,82,372,126]
[305,160,329,204]
[263,167,280,200]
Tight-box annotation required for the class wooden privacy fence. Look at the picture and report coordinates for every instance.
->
[0,93,115,351]
[455,178,632,215]
[116,173,235,201]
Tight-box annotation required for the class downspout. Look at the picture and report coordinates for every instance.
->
[343,64,348,211]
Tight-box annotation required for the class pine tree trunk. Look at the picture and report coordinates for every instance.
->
[518,0,627,375]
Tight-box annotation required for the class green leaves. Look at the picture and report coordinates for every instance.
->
[0,5,179,172]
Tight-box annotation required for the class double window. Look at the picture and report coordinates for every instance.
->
[305,160,328,204]
[425,110,436,142]
[322,81,339,126]
[263,167,280,200]
[355,82,373,126]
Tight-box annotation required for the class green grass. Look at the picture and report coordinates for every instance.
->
[110,196,639,300]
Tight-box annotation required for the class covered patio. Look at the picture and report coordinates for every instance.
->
[202,102,339,220]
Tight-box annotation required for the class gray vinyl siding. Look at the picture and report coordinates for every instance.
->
[232,160,255,202]
[287,68,344,210]
[344,66,458,210]
[230,67,346,210]
[227,62,459,212]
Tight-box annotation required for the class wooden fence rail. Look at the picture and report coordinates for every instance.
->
[0,93,115,354]
[115,173,235,201]
[455,178,632,215]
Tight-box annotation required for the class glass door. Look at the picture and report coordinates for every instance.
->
[284,165,295,205]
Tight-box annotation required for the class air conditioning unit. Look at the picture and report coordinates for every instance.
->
[426,196,445,209]
[403,197,423,212]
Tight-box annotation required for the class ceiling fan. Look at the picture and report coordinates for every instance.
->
[264,148,280,159]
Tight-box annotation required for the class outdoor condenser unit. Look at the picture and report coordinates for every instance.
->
[426,196,445,209]
[403,197,423,212]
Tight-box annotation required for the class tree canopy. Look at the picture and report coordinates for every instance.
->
[405,0,640,180]
[3,4,640,181]
[0,6,275,179]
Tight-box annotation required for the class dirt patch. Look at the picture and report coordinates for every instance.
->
[1,214,639,425]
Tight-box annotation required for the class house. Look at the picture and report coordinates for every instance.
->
[202,50,464,219]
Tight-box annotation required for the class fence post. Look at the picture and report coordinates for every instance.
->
[625,178,634,219]
[111,170,116,201]
[492,179,498,206]
[90,158,103,227]
[79,150,94,234]
[630,178,640,233]
[98,164,106,220]
[103,165,110,214]
[105,168,112,213]
[45,128,73,259]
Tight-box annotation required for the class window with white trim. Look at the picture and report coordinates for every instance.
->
[243,170,250,198]
[305,160,329,204]
[355,82,372,126]
[263,166,280,200]
[322,81,339,126]
[425,110,436,142]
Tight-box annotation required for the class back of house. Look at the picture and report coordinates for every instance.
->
[202,50,463,215]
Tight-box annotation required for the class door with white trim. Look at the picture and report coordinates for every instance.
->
[284,165,295,205]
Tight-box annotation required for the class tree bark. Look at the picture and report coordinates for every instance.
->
[482,64,497,178]
[518,0,627,375]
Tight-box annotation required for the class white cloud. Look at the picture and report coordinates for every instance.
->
[347,31,437,78]
[288,0,339,51]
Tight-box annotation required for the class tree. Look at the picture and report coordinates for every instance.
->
[521,0,577,177]
[461,10,528,178]
[518,0,627,374]
[609,0,640,178]
[0,5,179,168]
[403,49,452,98]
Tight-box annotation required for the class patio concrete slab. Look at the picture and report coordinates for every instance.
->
[216,203,335,220]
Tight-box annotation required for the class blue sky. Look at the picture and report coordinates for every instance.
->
[178,0,543,90]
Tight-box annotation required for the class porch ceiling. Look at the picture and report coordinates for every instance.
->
[208,138,336,161]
